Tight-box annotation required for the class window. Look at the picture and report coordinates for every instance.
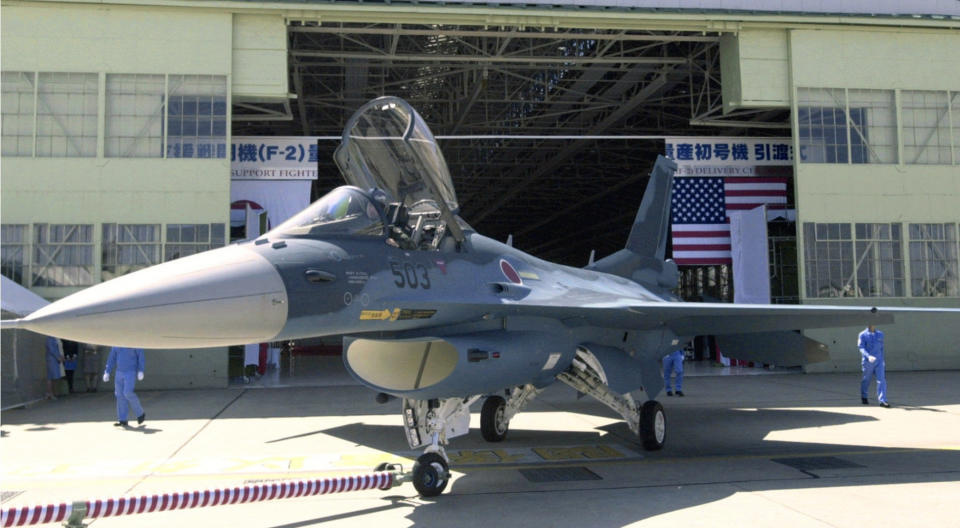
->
[797,88,897,164]
[102,224,161,281]
[36,72,98,157]
[164,223,225,261]
[848,89,897,164]
[166,75,227,159]
[901,90,952,165]
[105,74,165,158]
[855,223,904,297]
[803,223,854,297]
[797,88,849,163]
[909,223,958,297]
[1,71,35,156]
[32,224,94,287]
[1,224,30,285]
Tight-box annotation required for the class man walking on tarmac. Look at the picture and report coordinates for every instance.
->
[104,346,146,426]
[858,325,890,408]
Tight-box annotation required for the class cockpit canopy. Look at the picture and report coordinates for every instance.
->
[267,187,384,238]
[334,97,459,215]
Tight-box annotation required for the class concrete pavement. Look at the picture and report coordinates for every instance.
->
[2,366,959,527]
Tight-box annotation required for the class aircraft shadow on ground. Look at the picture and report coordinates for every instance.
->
[272,406,960,527]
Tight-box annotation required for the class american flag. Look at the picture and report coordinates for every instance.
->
[671,176,787,265]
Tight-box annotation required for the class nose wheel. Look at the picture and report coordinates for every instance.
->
[412,452,449,497]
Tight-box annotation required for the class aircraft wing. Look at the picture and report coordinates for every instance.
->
[415,300,947,335]
[388,300,953,366]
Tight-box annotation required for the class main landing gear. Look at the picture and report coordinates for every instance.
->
[480,384,541,443]
[556,350,666,451]
[393,357,665,498]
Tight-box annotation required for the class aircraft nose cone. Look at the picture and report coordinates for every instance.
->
[18,245,288,348]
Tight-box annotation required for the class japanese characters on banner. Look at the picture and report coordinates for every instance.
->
[231,137,321,180]
[664,137,793,176]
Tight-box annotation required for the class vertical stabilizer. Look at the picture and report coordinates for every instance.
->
[586,155,678,292]
[625,155,676,261]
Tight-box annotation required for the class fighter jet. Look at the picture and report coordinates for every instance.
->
[3,97,956,497]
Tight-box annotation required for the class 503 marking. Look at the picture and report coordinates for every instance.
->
[390,261,431,289]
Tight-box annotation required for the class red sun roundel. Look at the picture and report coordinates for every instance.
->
[499,259,523,285]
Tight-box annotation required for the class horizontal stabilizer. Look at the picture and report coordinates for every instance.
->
[715,331,830,367]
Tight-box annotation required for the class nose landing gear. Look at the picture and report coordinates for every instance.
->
[412,452,449,497]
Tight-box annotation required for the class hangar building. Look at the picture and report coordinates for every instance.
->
[2,0,958,393]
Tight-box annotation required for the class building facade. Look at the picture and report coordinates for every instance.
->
[2,1,958,386]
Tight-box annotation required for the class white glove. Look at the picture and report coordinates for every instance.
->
[868,355,876,363]
[137,371,144,381]
[103,373,110,382]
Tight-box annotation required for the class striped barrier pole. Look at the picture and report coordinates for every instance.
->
[1,470,400,527]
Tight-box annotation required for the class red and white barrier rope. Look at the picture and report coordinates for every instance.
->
[1,471,395,527]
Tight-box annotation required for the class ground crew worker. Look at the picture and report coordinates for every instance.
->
[663,348,684,397]
[858,325,889,408]
[104,346,146,426]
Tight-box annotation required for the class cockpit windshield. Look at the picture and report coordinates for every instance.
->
[267,187,384,239]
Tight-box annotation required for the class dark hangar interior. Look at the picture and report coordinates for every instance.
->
[233,22,789,267]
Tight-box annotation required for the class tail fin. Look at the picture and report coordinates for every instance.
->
[586,155,678,291]
[625,155,676,260]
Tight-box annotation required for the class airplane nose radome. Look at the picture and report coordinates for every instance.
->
[19,245,288,348]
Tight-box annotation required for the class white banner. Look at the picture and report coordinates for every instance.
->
[730,206,771,305]
[231,136,322,180]
[664,137,793,177]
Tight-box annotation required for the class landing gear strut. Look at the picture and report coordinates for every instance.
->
[400,396,480,497]
[556,350,666,451]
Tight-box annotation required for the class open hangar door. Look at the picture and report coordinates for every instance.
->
[230,22,794,378]
[233,22,791,267]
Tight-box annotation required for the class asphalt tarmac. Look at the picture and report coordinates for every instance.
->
[2,366,958,527]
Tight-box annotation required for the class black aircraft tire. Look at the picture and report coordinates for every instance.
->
[639,400,666,451]
[412,452,449,497]
[480,396,509,442]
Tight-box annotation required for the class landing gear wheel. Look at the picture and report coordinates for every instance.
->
[481,395,509,442]
[412,453,449,497]
[639,400,665,451]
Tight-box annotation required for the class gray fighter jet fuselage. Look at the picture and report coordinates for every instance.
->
[6,97,958,497]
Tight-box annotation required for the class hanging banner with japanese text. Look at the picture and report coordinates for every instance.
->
[664,137,793,176]
[231,137,321,180]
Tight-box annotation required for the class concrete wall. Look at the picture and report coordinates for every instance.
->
[232,14,288,100]
[720,29,790,111]
[1,3,236,388]
[0,4,231,74]
[784,28,960,372]
[803,298,960,373]
[793,165,960,224]
[789,29,960,91]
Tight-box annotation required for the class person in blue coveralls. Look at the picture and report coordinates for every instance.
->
[44,336,65,400]
[858,325,889,408]
[663,348,685,397]
[103,346,146,426]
